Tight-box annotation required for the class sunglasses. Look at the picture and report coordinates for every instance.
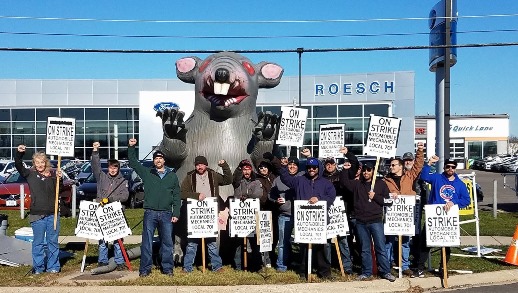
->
[390,164,400,167]
[362,167,373,172]
[445,165,456,170]
[307,166,318,170]
[258,166,268,169]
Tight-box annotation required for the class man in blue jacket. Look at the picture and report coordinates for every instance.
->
[267,152,336,279]
[412,156,471,278]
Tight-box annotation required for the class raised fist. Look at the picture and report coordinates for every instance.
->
[301,148,311,158]
[218,160,226,166]
[253,111,279,141]
[93,142,100,151]
[17,145,26,153]
[156,107,186,139]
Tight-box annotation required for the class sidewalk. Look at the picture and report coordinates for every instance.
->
[2,269,518,293]
[59,235,514,246]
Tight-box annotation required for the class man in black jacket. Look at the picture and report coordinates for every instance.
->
[340,149,396,282]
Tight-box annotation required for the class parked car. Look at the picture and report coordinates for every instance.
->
[76,168,144,209]
[75,161,110,184]
[0,170,75,215]
[0,160,29,178]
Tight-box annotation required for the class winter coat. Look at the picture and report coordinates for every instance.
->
[14,151,62,217]
[91,151,129,203]
[180,162,233,200]
[383,148,425,195]
[128,146,181,217]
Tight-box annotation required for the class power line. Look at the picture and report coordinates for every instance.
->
[1,42,517,54]
[0,13,517,24]
[0,28,517,40]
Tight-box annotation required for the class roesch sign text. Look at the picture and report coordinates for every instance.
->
[315,81,395,96]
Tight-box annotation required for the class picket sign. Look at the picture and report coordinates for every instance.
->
[46,117,76,230]
[277,107,308,147]
[318,124,345,158]
[256,211,273,253]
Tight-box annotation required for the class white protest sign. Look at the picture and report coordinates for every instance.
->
[256,211,273,252]
[327,197,349,239]
[294,200,327,244]
[187,198,219,238]
[95,201,132,242]
[384,196,416,236]
[74,201,103,240]
[277,107,308,147]
[364,115,402,158]
[46,117,76,157]
[425,204,460,247]
[229,198,260,237]
[319,124,345,159]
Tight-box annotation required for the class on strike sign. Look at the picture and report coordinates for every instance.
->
[384,196,416,236]
[327,198,349,239]
[364,115,401,158]
[277,107,308,147]
[229,198,260,238]
[319,124,345,159]
[425,204,460,247]
[187,198,219,238]
[294,200,327,244]
[75,201,103,240]
[256,211,273,252]
[46,117,75,157]
[95,202,132,242]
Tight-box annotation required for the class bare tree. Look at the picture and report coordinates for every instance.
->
[509,136,518,155]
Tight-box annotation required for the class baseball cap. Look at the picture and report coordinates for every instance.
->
[444,159,458,167]
[153,150,165,160]
[306,157,319,167]
[324,157,336,165]
[402,152,414,161]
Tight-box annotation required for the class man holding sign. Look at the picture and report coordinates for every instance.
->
[267,153,336,280]
[383,142,424,276]
[412,156,470,278]
[339,148,396,282]
[180,155,232,273]
[91,142,129,270]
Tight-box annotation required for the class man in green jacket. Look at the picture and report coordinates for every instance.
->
[128,138,181,277]
[180,155,232,272]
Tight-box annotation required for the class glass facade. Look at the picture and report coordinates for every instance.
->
[0,107,138,160]
[257,103,390,158]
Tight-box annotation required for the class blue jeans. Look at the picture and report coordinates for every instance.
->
[140,209,174,274]
[385,235,410,270]
[356,221,391,276]
[276,215,293,271]
[325,237,352,273]
[31,215,60,273]
[183,237,222,272]
[98,240,124,265]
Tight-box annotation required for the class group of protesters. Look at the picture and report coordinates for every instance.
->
[15,138,470,280]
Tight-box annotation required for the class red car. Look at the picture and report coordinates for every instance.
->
[0,169,75,214]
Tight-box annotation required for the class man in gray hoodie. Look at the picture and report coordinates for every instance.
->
[91,142,129,270]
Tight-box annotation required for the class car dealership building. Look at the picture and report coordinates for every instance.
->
[1,71,415,160]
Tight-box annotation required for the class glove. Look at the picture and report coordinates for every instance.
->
[100,198,109,206]
[240,195,248,201]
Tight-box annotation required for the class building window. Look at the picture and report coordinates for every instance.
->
[313,105,336,118]
[364,104,389,117]
[483,141,497,158]
[61,108,84,120]
[36,108,59,121]
[85,108,108,120]
[0,109,10,121]
[338,105,362,118]
[12,109,35,121]
[109,108,134,120]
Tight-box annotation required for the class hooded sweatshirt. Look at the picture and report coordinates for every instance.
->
[91,151,129,203]
[276,158,336,208]
[420,164,471,208]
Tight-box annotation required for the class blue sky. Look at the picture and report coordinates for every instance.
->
[0,0,517,135]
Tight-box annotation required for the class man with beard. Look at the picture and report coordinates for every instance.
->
[267,152,336,280]
[340,148,396,282]
[383,142,424,276]
[180,155,232,273]
[412,156,470,278]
